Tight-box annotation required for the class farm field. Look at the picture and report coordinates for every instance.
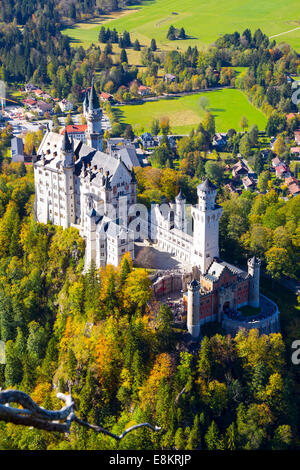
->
[62,0,300,52]
[116,88,267,135]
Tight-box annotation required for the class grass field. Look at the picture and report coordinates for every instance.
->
[116,89,267,134]
[62,0,300,52]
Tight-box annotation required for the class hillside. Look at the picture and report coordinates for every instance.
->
[62,0,300,51]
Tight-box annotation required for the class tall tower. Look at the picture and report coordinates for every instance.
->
[191,179,223,273]
[187,279,200,339]
[248,256,261,308]
[61,129,75,228]
[83,90,88,116]
[175,190,186,232]
[85,80,103,151]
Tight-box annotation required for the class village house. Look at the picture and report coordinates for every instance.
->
[100,92,113,102]
[291,147,300,156]
[34,101,53,116]
[34,89,44,98]
[164,73,176,83]
[275,163,290,179]
[272,156,282,168]
[242,175,255,191]
[232,161,248,179]
[60,125,87,143]
[288,182,300,196]
[141,132,155,148]
[58,99,74,113]
[23,98,37,108]
[25,83,37,93]
[285,176,298,186]
[294,130,300,145]
[138,85,151,96]
[213,133,228,149]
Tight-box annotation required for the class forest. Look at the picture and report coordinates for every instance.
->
[0,0,300,452]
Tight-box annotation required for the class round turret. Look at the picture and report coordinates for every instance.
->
[197,179,217,211]
[248,256,261,308]
[187,279,200,339]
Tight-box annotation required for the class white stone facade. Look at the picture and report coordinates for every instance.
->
[34,82,224,273]
[150,180,223,271]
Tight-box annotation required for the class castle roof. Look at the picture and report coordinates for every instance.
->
[61,128,73,152]
[88,80,100,110]
[197,178,217,192]
[207,259,248,280]
[36,132,132,188]
[176,189,185,200]
[190,279,199,287]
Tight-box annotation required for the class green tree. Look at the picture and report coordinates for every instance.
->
[120,49,128,64]
[240,115,249,130]
[150,38,157,51]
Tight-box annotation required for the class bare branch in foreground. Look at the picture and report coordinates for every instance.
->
[0,389,161,439]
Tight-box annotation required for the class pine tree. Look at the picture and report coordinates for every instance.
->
[123,31,131,48]
[120,49,128,63]
[225,423,237,450]
[99,26,107,43]
[167,25,176,40]
[151,119,160,136]
[133,39,141,51]
[150,38,157,51]
[205,421,224,450]
[186,415,201,450]
[174,427,186,450]
[179,27,186,39]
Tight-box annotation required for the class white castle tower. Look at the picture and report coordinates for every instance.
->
[187,279,200,339]
[191,179,223,273]
[84,80,103,151]
[248,256,261,308]
[61,129,76,228]
[175,190,186,232]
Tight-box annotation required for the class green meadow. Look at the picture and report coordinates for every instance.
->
[116,89,267,134]
[62,0,300,51]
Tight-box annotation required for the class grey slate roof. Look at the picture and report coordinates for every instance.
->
[119,146,140,169]
[207,260,248,280]
[89,80,100,110]
[197,179,217,192]
[37,132,131,185]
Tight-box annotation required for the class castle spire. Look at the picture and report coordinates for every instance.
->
[85,79,103,151]
[61,127,72,152]
[89,78,100,111]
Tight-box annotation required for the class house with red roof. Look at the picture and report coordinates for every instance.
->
[272,156,281,168]
[275,163,290,178]
[291,147,300,155]
[100,92,113,102]
[288,182,300,196]
[138,85,151,96]
[23,98,37,107]
[60,124,87,143]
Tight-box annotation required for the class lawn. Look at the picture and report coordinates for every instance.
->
[62,0,300,52]
[116,88,267,134]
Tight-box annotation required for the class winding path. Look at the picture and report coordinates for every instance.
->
[270,26,300,39]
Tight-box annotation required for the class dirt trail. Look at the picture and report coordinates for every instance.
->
[270,26,300,38]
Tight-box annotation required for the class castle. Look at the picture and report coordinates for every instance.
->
[33,81,280,338]
[34,81,137,270]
